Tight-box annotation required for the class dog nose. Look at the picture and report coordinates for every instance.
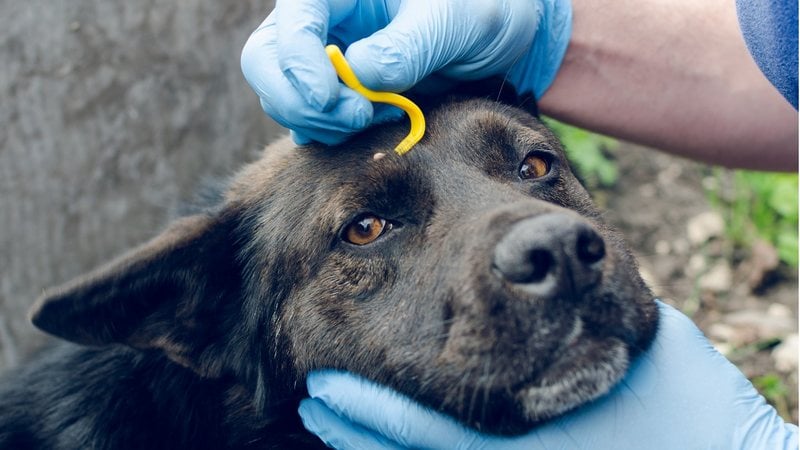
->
[492,213,605,295]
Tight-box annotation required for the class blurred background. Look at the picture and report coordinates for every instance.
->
[1,0,283,369]
[1,0,796,424]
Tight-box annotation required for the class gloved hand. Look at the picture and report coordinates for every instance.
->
[240,0,571,145]
[298,301,799,449]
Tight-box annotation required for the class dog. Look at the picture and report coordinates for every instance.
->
[0,88,659,449]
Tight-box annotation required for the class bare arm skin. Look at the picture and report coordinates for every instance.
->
[540,0,798,171]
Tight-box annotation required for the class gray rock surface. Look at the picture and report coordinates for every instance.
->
[698,260,733,293]
[773,334,799,373]
[1,0,282,373]
[722,306,795,343]
[686,211,725,247]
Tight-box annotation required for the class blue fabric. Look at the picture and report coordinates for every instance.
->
[736,0,798,109]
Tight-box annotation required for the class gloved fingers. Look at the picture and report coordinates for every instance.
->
[299,398,406,450]
[435,0,539,80]
[290,130,312,146]
[260,86,374,146]
[345,0,543,93]
[344,0,450,92]
[306,370,496,449]
[274,0,340,112]
[273,0,395,111]
[292,105,405,145]
[504,0,573,98]
[241,12,279,100]
[258,87,373,145]
[243,21,373,145]
[328,0,400,47]
[371,104,405,125]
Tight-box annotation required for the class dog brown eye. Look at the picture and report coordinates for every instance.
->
[519,154,550,179]
[344,214,389,245]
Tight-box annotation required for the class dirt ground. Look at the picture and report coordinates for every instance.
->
[597,143,799,424]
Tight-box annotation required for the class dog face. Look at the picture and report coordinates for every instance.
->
[30,96,658,434]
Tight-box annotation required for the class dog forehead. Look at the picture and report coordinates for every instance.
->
[224,137,419,233]
[224,98,552,209]
[419,98,555,161]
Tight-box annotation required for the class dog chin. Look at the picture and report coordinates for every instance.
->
[515,336,629,423]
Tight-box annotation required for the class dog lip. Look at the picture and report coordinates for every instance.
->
[513,335,629,422]
[500,316,584,390]
[562,316,583,348]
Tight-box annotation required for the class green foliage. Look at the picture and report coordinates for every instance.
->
[754,373,789,398]
[752,373,791,421]
[706,169,798,267]
[544,118,619,188]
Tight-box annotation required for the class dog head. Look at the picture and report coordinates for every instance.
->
[30,93,658,434]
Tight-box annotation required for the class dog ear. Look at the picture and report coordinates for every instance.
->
[29,210,243,377]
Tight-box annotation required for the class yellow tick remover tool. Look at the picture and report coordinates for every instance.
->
[325,45,425,156]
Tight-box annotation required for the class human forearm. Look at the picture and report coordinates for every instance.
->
[540,0,798,171]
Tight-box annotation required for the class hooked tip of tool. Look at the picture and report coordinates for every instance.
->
[326,44,426,156]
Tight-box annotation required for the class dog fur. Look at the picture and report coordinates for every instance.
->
[0,90,658,449]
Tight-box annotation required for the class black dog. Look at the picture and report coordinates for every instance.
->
[0,92,658,449]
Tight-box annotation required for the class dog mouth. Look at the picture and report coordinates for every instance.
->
[502,315,630,426]
[512,331,629,423]
[425,313,633,434]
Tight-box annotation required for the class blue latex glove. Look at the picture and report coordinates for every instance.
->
[298,301,799,449]
[240,0,571,145]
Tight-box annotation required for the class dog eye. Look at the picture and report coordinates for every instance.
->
[343,214,392,245]
[519,154,550,179]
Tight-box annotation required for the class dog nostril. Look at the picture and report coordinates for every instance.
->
[576,230,605,264]
[523,249,553,283]
[492,247,554,285]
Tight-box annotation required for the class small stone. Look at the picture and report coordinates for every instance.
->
[685,254,707,277]
[639,183,656,198]
[686,211,725,246]
[747,239,780,291]
[708,323,736,342]
[69,21,81,31]
[724,309,795,342]
[698,260,733,293]
[657,163,683,185]
[767,303,792,319]
[654,240,670,255]
[773,334,799,372]
[373,152,386,161]
[672,238,690,255]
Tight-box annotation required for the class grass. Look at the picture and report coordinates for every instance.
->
[705,169,798,267]
[544,118,619,189]
[753,373,792,421]
[546,117,798,268]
